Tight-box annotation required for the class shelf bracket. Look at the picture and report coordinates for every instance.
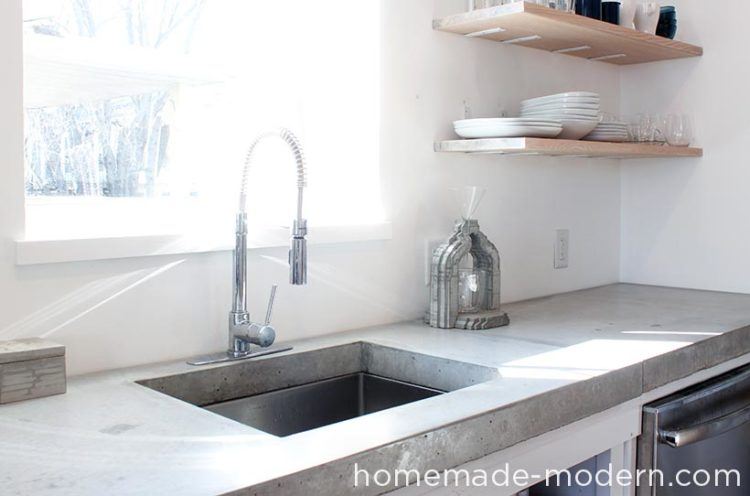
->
[503,35,542,45]
[554,45,592,54]
[465,27,506,38]
[589,53,627,61]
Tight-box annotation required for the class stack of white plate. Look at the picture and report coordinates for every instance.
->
[453,118,562,139]
[584,121,629,142]
[519,92,601,140]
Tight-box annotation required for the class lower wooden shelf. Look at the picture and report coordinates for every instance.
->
[435,138,703,159]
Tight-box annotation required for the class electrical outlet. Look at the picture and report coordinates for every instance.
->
[554,229,570,269]
[425,239,443,285]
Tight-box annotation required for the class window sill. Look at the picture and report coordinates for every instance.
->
[15,222,392,266]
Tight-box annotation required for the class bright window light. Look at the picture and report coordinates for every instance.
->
[22,0,383,240]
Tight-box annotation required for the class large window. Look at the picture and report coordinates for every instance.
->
[22,0,383,240]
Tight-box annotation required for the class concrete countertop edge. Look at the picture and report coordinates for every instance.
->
[231,325,750,495]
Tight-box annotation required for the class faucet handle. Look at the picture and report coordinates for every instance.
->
[264,285,277,325]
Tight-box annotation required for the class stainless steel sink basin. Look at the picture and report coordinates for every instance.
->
[205,373,443,436]
[138,342,498,437]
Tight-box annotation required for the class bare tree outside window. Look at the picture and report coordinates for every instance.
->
[23,0,205,198]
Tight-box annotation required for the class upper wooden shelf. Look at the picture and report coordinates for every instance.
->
[435,138,703,159]
[433,2,703,65]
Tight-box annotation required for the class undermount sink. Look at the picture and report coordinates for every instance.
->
[205,373,443,437]
[138,342,498,437]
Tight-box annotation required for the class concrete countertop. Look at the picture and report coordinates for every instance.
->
[2,284,750,495]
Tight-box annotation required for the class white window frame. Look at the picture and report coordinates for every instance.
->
[15,222,393,265]
[13,0,391,265]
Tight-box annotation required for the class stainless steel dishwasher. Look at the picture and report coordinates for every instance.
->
[637,364,750,495]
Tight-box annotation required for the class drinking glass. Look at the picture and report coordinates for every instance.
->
[553,0,575,11]
[627,123,641,142]
[665,114,693,147]
[469,0,503,10]
[637,114,655,143]
[637,113,669,143]
[653,114,668,144]
[623,115,641,142]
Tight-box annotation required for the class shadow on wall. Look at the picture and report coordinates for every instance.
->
[259,254,414,322]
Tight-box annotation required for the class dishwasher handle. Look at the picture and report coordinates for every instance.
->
[659,403,750,448]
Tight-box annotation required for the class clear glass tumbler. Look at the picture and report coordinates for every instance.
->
[638,114,657,143]
[470,0,504,10]
[553,0,575,11]
[665,114,693,147]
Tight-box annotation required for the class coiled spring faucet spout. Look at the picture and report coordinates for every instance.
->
[188,129,307,366]
[238,128,308,287]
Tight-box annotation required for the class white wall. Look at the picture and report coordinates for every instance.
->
[0,0,622,376]
[619,0,750,292]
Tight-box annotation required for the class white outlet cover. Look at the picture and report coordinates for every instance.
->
[555,229,570,269]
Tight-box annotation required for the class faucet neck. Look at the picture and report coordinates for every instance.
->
[232,212,248,314]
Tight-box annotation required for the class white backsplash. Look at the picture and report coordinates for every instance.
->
[0,0,622,375]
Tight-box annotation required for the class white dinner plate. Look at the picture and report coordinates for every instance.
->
[454,118,561,127]
[521,102,601,111]
[522,91,599,104]
[455,124,563,132]
[584,135,628,142]
[520,113,601,122]
[454,124,563,139]
[521,99,600,109]
[586,131,629,136]
[521,108,600,117]
[522,94,600,107]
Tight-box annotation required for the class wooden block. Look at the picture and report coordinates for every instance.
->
[0,338,66,404]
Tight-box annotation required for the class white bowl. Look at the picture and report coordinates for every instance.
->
[557,119,600,140]
[521,114,602,123]
[521,102,601,112]
[522,99,600,109]
[523,91,599,103]
[522,93,600,107]
[521,108,600,117]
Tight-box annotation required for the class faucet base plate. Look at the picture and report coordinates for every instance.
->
[187,346,293,366]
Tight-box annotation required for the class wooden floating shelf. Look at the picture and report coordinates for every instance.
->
[433,2,703,65]
[435,138,703,159]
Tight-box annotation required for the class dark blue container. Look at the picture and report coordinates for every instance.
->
[575,0,602,20]
[601,1,620,24]
[656,5,677,39]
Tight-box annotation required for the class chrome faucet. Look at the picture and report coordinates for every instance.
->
[188,129,307,366]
